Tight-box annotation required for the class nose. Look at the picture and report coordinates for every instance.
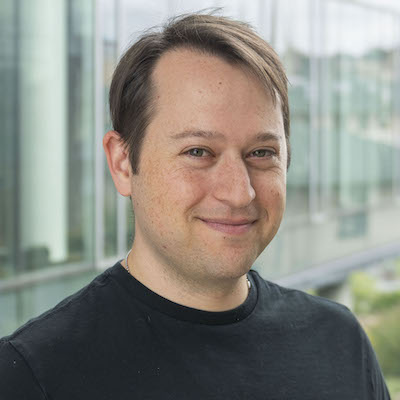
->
[212,156,256,208]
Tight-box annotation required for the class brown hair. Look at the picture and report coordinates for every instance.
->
[109,13,290,173]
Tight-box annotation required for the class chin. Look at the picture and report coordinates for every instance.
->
[204,254,256,280]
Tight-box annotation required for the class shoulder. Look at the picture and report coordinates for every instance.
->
[0,339,47,399]
[250,269,363,339]
[250,270,391,399]
[6,265,113,340]
[0,264,125,398]
[1,264,119,367]
[251,269,355,320]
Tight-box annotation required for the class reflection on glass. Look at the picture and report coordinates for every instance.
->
[0,0,399,347]
[67,0,95,263]
[0,0,94,276]
[103,0,118,257]
[321,2,398,212]
[275,0,311,218]
[0,0,18,278]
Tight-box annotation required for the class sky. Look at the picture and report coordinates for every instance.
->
[358,0,400,13]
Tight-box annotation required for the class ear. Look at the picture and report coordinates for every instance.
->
[103,131,132,197]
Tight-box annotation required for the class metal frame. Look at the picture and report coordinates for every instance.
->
[0,262,94,294]
[94,0,105,269]
[115,0,128,255]
[276,241,400,290]
[318,0,331,219]
[13,0,22,275]
[309,0,322,221]
[394,13,400,202]
[1,0,400,297]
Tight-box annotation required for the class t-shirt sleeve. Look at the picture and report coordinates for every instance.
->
[361,329,391,400]
[0,339,46,400]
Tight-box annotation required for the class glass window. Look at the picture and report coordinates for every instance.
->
[1,0,400,341]
[0,0,18,278]
[0,0,95,277]
[102,0,119,257]
[274,0,311,218]
[320,1,399,211]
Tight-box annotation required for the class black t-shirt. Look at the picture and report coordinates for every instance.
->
[0,262,390,399]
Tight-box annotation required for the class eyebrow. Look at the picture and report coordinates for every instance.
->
[254,132,282,142]
[170,129,225,140]
[169,129,282,143]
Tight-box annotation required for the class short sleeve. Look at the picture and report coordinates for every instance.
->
[0,339,46,400]
[361,330,391,400]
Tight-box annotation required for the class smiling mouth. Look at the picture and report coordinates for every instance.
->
[198,218,257,235]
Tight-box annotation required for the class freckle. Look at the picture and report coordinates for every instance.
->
[218,81,222,85]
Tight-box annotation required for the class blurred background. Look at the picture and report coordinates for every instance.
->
[1,0,400,396]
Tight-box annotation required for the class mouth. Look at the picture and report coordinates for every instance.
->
[198,218,257,235]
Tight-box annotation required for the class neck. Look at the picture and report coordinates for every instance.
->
[123,246,250,312]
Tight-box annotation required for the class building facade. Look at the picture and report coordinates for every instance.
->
[1,0,400,335]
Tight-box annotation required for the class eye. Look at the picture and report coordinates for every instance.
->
[249,149,275,158]
[185,148,210,157]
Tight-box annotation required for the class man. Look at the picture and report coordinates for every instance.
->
[0,13,390,399]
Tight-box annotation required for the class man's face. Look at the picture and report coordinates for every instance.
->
[130,49,287,285]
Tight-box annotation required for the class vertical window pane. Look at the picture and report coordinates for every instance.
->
[68,0,95,263]
[275,0,311,218]
[322,1,398,212]
[102,0,118,257]
[0,0,18,278]
[0,0,95,275]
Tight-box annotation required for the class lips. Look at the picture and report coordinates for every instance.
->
[198,218,257,235]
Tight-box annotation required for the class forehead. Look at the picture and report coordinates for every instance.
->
[152,48,268,102]
[148,48,283,143]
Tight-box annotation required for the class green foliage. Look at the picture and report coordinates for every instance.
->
[363,305,400,378]
[395,259,400,278]
[350,267,400,391]
[306,288,317,296]
[350,272,376,314]
[385,376,400,399]
[350,271,400,314]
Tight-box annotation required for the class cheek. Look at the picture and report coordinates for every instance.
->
[255,175,286,212]
[138,163,208,217]
[132,160,169,223]
[166,168,209,210]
